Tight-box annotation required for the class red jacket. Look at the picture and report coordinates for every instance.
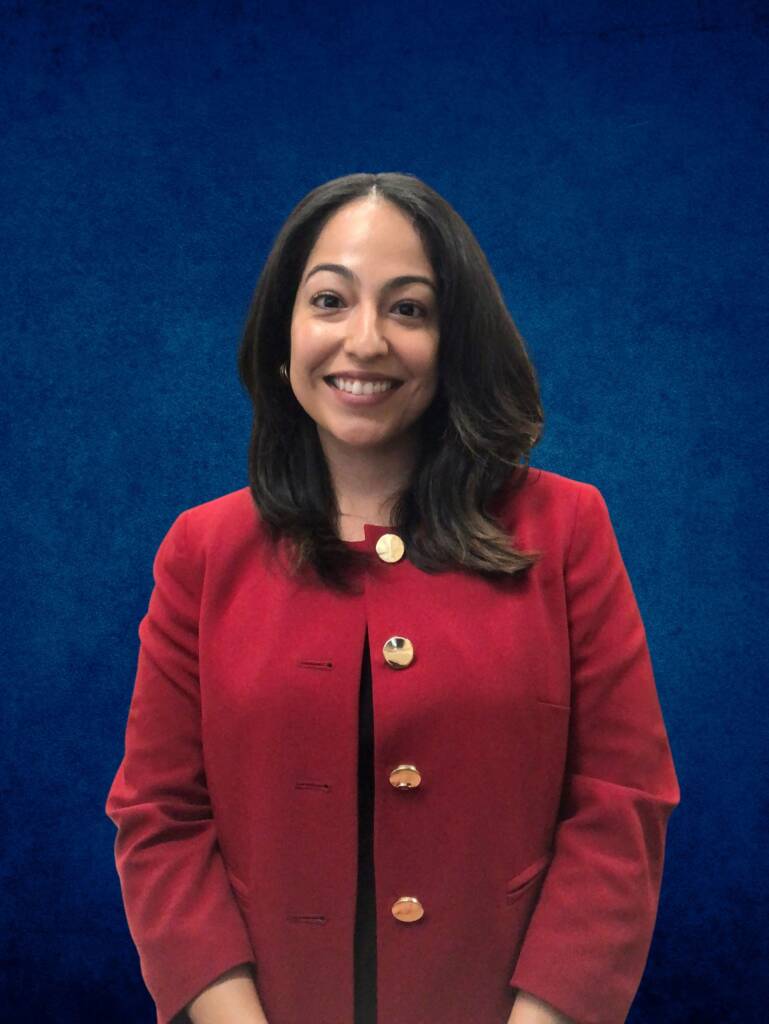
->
[105,467,680,1024]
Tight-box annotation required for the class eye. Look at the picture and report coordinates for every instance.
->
[310,291,343,310]
[394,300,426,319]
[309,292,427,319]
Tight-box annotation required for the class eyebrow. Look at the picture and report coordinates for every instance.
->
[303,262,437,294]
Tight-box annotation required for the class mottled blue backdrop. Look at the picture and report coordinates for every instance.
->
[2,1,767,1021]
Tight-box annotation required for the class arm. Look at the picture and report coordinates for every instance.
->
[508,483,681,1024]
[105,511,260,1024]
[507,990,576,1023]
[185,964,269,1024]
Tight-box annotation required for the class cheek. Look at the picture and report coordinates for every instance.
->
[290,320,327,365]
[290,321,319,370]
[412,348,439,389]
[419,375,439,405]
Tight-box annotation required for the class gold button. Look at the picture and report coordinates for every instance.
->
[375,533,405,563]
[391,896,424,922]
[382,636,414,669]
[389,764,422,789]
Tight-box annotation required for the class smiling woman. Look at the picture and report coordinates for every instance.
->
[106,172,679,1024]
[237,171,545,577]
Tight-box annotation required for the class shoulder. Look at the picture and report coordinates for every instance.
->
[181,485,258,532]
[499,464,602,521]
[496,465,609,562]
[161,485,267,565]
[511,465,596,500]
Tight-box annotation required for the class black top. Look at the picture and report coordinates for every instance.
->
[354,629,377,1023]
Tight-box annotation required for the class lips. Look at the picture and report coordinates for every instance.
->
[325,376,403,395]
[323,375,403,385]
[323,376,403,405]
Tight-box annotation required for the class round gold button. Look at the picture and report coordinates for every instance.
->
[375,533,405,563]
[389,764,422,789]
[382,636,414,669]
[391,896,424,922]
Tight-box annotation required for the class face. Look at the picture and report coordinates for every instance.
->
[289,197,440,458]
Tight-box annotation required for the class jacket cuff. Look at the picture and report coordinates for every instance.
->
[155,942,257,1024]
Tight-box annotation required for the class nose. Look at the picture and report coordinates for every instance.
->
[343,299,389,359]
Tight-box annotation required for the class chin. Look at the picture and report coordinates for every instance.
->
[319,423,393,448]
[333,431,392,449]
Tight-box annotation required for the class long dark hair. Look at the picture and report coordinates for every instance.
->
[237,171,544,593]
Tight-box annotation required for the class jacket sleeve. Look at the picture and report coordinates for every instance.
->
[105,510,257,1024]
[508,483,681,1024]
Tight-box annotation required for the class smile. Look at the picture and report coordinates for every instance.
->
[324,376,403,406]
[327,376,400,395]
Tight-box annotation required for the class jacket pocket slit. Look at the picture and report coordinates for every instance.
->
[504,850,553,905]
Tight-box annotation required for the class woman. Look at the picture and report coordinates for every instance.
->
[105,172,680,1024]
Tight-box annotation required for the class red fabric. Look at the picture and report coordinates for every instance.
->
[105,467,680,1024]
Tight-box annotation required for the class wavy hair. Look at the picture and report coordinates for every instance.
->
[237,171,544,593]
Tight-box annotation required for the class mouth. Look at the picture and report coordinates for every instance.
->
[323,375,404,396]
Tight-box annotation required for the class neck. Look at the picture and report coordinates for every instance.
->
[318,426,420,525]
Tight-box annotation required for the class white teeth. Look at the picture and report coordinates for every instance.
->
[331,376,396,395]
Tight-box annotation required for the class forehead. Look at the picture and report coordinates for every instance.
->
[308,198,430,268]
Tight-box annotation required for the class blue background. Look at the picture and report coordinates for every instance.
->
[2,1,767,1020]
